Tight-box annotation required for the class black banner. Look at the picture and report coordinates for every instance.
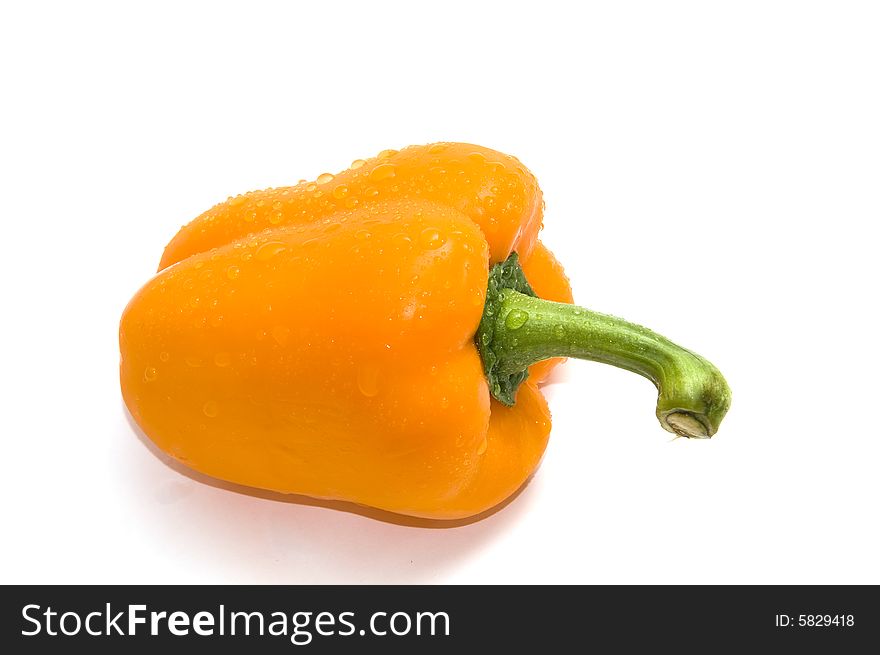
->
[2,586,876,652]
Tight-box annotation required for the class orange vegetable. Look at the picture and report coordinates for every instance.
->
[120,143,730,520]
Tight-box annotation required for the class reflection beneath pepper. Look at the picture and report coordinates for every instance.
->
[120,403,539,583]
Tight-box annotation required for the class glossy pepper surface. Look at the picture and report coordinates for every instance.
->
[120,143,730,520]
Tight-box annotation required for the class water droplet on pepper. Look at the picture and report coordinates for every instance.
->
[505,310,529,330]
[369,164,397,182]
[202,401,219,418]
[420,227,446,250]
[393,233,412,248]
[357,365,380,397]
[256,242,287,261]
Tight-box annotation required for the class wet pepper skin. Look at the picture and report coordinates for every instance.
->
[121,143,572,520]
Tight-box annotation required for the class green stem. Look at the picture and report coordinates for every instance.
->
[476,254,731,438]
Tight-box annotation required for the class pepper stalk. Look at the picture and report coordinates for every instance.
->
[476,254,731,438]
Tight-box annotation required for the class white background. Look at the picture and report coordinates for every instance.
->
[2,1,878,584]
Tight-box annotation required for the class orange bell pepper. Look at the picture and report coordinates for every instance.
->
[120,143,730,520]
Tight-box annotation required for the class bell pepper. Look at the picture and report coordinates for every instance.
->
[120,143,730,520]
